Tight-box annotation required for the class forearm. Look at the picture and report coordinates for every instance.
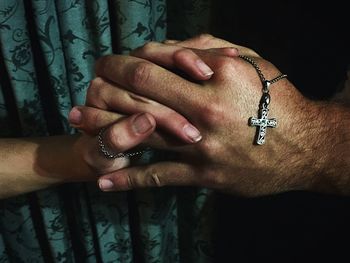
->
[300,102,350,194]
[0,135,94,199]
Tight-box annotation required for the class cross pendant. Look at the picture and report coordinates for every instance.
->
[249,104,277,145]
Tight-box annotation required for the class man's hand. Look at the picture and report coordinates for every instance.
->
[78,39,335,196]
[75,36,350,196]
[162,34,259,57]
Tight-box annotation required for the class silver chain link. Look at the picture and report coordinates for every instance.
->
[98,128,149,159]
[238,55,287,92]
[239,55,288,145]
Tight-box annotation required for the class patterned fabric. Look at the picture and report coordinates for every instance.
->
[0,0,213,262]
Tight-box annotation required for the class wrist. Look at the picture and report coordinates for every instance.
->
[274,99,336,193]
[308,102,350,194]
[34,135,95,183]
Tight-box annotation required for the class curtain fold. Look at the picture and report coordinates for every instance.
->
[0,0,47,136]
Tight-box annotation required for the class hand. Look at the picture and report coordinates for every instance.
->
[128,34,258,81]
[79,39,329,197]
[69,112,156,181]
[71,44,240,146]
[162,34,260,57]
[72,35,247,144]
[69,45,234,182]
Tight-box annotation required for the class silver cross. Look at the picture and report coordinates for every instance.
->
[238,55,287,145]
[249,93,277,145]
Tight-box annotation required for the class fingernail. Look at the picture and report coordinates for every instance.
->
[68,107,82,125]
[196,59,214,77]
[99,179,114,191]
[183,124,202,142]
[133,113,153,134]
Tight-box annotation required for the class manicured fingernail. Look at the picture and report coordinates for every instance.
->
[133,113,153,134]
[68,107,82,125]
[183,124,202,142]
[99,179,114,191]
[196,59,214,77]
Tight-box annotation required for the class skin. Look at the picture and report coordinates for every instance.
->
[0,113,158,199]
[3,35,349,198]
[77,35,350,196]
[0,42,221,199]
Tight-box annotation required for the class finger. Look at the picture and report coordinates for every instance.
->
[171,34,260,57]
[69,106,125,135]
[97,162,198,191]
[81,134,131,175]
[81,113,156,175]
[100,112,155,154]
[71,105,193,151]
[173,50,245,83]
[211,47,239,57]
[85,78,202,143]
[132,42,214,79]
[94,55,205,115]
[84,113,155,174]
[131,42,238,80]
[174,34,236,49]
[158,47,239,79]
[163,39,179,44]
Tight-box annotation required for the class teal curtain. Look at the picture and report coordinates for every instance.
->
[0,0,214,262]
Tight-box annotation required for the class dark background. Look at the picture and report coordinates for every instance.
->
[211,1,349,99]
[210,1,350,262]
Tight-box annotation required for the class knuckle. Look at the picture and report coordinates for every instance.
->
[199,98,225,126]
[131,42,158,56]
[104,126,124,151]
[124,168,164,189]
[217,56,236,72]
[196,33,214,43]
[197,137,222,159]
[90,76,105,87]
[128,61,152,90]
[141,41,158,53]
[127,92,155,105]
[151,173,163,187]
[145,168,163,187]
[173,48,194,60]
[86,77,105,106]
[127,174,135,189]
[212,56,240,80]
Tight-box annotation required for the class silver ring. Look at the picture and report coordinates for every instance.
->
[98,128,149,159]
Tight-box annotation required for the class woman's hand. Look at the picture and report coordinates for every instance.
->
[71,112,156,177]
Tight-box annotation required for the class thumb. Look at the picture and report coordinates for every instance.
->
[97,162,198,191]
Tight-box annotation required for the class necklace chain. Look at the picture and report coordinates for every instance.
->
[238,55,287,91]
[238,55,288,145]
[98,128,149,159]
